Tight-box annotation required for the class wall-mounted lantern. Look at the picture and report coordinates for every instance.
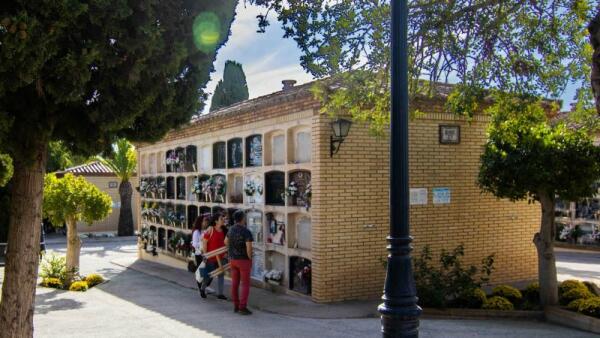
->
[330,118,352,157]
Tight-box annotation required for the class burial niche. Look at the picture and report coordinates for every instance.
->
[213,142,226,169]
[265,171,285,206]
[289,257,311,295]
[266,212,286,246]
[287,170,311,208]
[166,177,175,200]
[176,176,186,200]
[228,138,243,168]
[187,205,198,230]
[185,145,197,172]
[246,135,262,167]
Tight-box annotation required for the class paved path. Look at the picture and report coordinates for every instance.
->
[556,248,600,285]
[1,239,599,337]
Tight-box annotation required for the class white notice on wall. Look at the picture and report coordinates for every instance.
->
[432,188,451,204]
[410,188,427,205]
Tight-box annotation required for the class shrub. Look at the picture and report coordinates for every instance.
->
[41,277,62,289]
[522,282,540,303]
[85,274,104,287]
[559,280,587,296]
[39,253,66,281]
[69,281,89,292]
[413,245,495,308]
[567,298,587,312]
[584,281,599,296]
[452,288,487,308]
[577,297,600,318]
[482,296,514,311]
[492,285,522,304]
[560,286,594,306]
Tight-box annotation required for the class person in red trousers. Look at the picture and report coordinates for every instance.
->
[225,210,253,315]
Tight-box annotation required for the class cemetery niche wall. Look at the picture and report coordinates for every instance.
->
[136,80,541,302]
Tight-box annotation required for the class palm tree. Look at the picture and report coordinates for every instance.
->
[98,139,137,236]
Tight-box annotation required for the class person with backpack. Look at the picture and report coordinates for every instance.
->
[225,210,253,315]
[200,212,227,299]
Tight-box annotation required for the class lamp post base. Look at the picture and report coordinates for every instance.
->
[378,303,421,338]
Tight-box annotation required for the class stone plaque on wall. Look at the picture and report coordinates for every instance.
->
[295,132,311,163]
[265,171,285,206]
[297,216,311,250]
[247,210,263,243]
[272,135,285,165]
[213,142,226,169]
[251,249,264,280]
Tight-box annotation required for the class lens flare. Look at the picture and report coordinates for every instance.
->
[193,12,221,53]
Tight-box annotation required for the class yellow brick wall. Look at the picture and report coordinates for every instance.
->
[311,101,540,302]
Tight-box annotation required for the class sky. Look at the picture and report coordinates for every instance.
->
[203,3,579,114]
[202,3,313,114]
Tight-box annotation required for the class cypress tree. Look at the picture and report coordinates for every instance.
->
[210,60,249,111]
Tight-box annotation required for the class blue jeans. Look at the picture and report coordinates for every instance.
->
[201,261,225,295]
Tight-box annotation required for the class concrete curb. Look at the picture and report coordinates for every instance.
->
[555,242,600,252]
[545,306,600,334]
[46,236,137,245]
[422,308,544,320]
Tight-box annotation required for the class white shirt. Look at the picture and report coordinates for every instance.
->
[192,229,203,256]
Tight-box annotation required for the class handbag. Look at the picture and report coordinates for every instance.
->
[195,261,206,284]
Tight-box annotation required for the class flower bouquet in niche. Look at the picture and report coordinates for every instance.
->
[166,152,179,172]
[264,269,283,285]
[282,181,298,205]
[302,183,312,211]
[244,180,256,203]
[201,179,213,202]
[191,179,202,201]
[213,176,226,203]
[158,180,167,199]
[139,180,149,198]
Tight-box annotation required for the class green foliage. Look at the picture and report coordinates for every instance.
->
[522,282,540,303]
[452,288,487,309]
[492,285,523,304]
[413,245,495,308]
[0,0,236,162]
[577,297,600,318]
[39,253,67,281]
[584,281,599,296]
[209,60,249,112]
[40,278,63,289]
[478,95,600,203]
[47,141,91,173]
[97,139,136,182]
[84,273,104,287]
[43,173,112,226]
[559,279,588,296]
[0,154,12,187]
[68,281,88,292]
[482,296,514,311]
[251,0,595,133]
[560,286,594,305]
[567,298,588,311]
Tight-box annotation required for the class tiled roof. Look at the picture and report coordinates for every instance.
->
[57,161,115,177]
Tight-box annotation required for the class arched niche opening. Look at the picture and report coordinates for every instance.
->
[213,141,226,169]
[266,212,286,246]
[264,130,285,166]
[287,170,311,208]
[287,126,312,164]
[211,174,226,203]
[228,138,243,169]
[187,205,198,230]
[185,145,197,172]
[289,257,311,295]
[265,171,285,206]
[166,177,175,200]
[246,134,263,167]
[228,173,244,204]
[176,176,186,200]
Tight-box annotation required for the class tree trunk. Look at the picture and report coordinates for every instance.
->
[533,193,559,307]
[117,180,133,236]
[589,8,600,114]
[0,142,47,338]
[64,218,81,286]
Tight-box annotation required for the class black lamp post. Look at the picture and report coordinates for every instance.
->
[378,0,422,337]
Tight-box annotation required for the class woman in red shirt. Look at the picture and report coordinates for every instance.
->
[200,213,227,299]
